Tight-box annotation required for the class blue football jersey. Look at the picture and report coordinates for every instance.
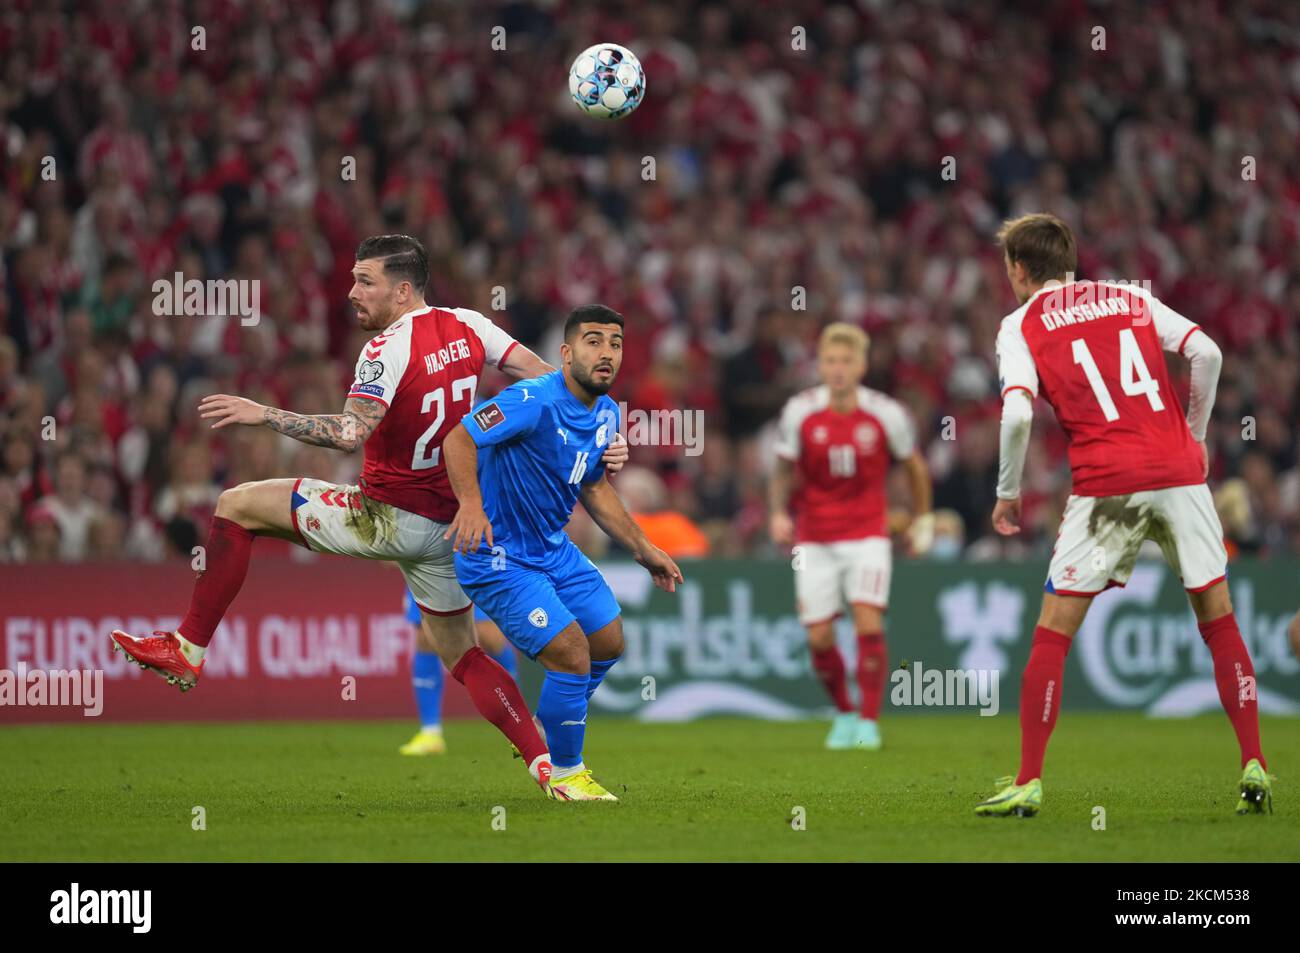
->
[460,371,619,562]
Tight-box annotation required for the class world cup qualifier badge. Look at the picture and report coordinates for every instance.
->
[474,403,505,431]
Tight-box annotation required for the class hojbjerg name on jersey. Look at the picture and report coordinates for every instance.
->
[423,337,473,375]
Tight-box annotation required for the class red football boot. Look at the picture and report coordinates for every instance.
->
[110,630,204,692]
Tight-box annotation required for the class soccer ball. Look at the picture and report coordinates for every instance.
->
[568,43,646,120]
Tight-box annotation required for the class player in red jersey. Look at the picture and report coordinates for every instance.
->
[109,235,627,796]
[769,323,933,751]
[976,213,1272,817]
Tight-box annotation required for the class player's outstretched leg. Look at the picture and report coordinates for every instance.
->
[1188,583,1273,815]
[474,610,546,754]
[111,479,297,692]
[425,610,553,795]
[806,621,857,750]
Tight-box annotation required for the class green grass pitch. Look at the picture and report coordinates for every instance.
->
[1,713,1295,861]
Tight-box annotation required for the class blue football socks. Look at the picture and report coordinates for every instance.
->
[537,669,591,768]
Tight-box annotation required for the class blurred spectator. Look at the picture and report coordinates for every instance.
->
[35,452,102,560]
[25,506,63,563]
[153,440,221,539]
[1215,479,1255,559]
[722,307,808,438]
[933,416,1001,548]
[928,509,966,562]
[616,464,710,558]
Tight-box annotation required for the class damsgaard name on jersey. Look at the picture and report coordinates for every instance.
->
[1038,295,1133,331]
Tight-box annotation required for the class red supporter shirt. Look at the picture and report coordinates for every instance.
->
[996,280,1204,497]
[775,386,916,543]
[346,305,518,522]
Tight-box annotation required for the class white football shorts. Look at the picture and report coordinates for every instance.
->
[793,536,892,625]
[1047,483,1227,596]
[289,478,470,615]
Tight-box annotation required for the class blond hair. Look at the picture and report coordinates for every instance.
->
[818,322,870,358]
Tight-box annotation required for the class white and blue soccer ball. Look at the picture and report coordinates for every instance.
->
[568,43,646,120]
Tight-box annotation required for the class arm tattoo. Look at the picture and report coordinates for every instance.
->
[262,398,386,452]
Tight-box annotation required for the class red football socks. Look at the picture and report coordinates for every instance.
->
[811,645,852,713]
[451,646,547,765]
[856,632,887,720]
[1198,613,1266,769]
[178,516,254,647]
[1017,626,1072,785]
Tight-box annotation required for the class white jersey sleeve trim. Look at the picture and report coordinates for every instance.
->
[996,308,1039,400]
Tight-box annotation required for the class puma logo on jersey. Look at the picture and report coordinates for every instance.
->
[522,389,533,401]
[557,427,568,444]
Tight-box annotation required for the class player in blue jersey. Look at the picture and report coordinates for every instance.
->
[442,304,683,801]
[398,590,520,755]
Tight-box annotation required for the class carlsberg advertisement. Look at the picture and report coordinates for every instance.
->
[519,559,1300,720]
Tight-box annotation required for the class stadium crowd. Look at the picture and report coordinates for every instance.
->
[1,0,1298,564]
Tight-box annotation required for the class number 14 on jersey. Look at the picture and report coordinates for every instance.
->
[1072,328,1164,422]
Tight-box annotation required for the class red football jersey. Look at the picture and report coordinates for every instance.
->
[346,305,518,522]
[996,280,1204,496]
[775,386,915,543]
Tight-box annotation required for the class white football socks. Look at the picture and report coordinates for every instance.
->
[175,632,206,666]
[549,761,586,781]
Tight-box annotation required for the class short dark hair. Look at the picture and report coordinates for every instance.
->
[355,234,429,293]
[995,213,1077,283]
[563,304,625,342]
